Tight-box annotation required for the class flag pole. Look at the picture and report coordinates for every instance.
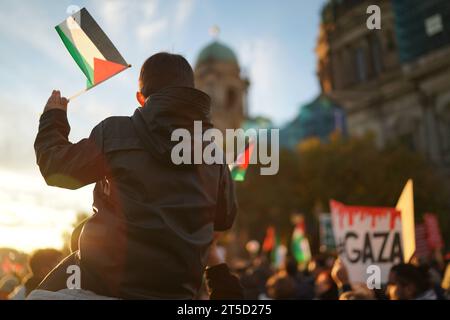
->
[68,88,89,102]
[67,64,132,102]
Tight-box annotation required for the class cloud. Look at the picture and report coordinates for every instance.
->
[98,0,161,37]
[99,0,129,33]
[237,38,284,123]
[142,0,159,18]
[0,169,92,213]
[136,18,169,44]
[0,2,73,71]
[0,169,91,252]
[94,0,197,56]
[174,0,196,28]
[96,0,170,50]
[0,96,40,171]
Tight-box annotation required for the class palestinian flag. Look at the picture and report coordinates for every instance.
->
[229,141,255,181]
[271,233,285,268]
[55,8,129,90]
[262,226,285,268]
[262,226,276,252]
[291,219,311,265]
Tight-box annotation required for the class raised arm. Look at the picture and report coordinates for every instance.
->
[34,90,106,189]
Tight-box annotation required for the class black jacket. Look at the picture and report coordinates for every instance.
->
[34,87,237,299]
[205,264,244,300]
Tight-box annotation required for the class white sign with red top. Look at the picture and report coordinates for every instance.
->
[330,200,403,284]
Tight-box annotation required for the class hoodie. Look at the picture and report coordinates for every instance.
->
[34,86,237,299]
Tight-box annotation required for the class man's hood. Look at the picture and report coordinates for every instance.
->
[131,86,212,165]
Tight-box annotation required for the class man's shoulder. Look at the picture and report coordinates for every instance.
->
[98,115,135,139]
[101,115,133,127]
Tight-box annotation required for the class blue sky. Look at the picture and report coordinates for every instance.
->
[0,0,327,251]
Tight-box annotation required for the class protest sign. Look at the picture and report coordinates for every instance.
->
[319,213,335,251]
[330,200,403,284]
[414,223,431,259]
[396,179,415,262]
[423,213,444,250]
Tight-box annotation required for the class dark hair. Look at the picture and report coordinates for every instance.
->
[29,249,62,274]
[139,52,195,98]
[390,263,431,295]
[316,270,339,300]
[312,253,329,269]
[266,273,297,300]
[285,256,298,277]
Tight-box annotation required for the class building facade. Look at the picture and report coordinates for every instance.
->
[317,0,450,169]
[280,95,347,150]
[194,41,250,134]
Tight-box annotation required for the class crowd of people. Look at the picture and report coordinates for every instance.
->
[228,252,450,300]
[0,249,62,300]
[1,246,449,300]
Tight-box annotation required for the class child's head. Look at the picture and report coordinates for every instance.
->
[137,52,195,105]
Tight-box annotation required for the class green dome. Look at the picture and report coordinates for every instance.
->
[196,41,238,66]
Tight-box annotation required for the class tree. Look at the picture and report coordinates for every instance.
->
[236,134,450,252]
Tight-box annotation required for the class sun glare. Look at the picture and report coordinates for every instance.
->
[0,169,92,253]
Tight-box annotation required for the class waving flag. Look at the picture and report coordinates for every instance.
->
[262,226,284,268]
[55,8,130,98]
[229,141,255,181]
[262,226,276,252]
[291,218,311,264]
[272,234,285,269]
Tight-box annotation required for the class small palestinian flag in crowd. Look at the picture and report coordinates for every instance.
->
[291,218,311,264]
[262,226,276,253]
[229,140,255,182]
[55,8,130,99]
[262,226,285,268]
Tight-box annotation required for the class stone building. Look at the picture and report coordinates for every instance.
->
[194,41,250,134]
[317,0,450,169]
[280,95,347,150]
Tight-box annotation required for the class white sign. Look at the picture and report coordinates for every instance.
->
[330,200,403,284]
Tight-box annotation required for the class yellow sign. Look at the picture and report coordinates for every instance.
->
[396,179,415,262]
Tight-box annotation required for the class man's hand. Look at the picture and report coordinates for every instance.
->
[331,258,350,288]
[44,90,68,113]
[206,241,225,268]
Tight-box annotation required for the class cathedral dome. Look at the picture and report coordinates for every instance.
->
[196,41,239,66]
